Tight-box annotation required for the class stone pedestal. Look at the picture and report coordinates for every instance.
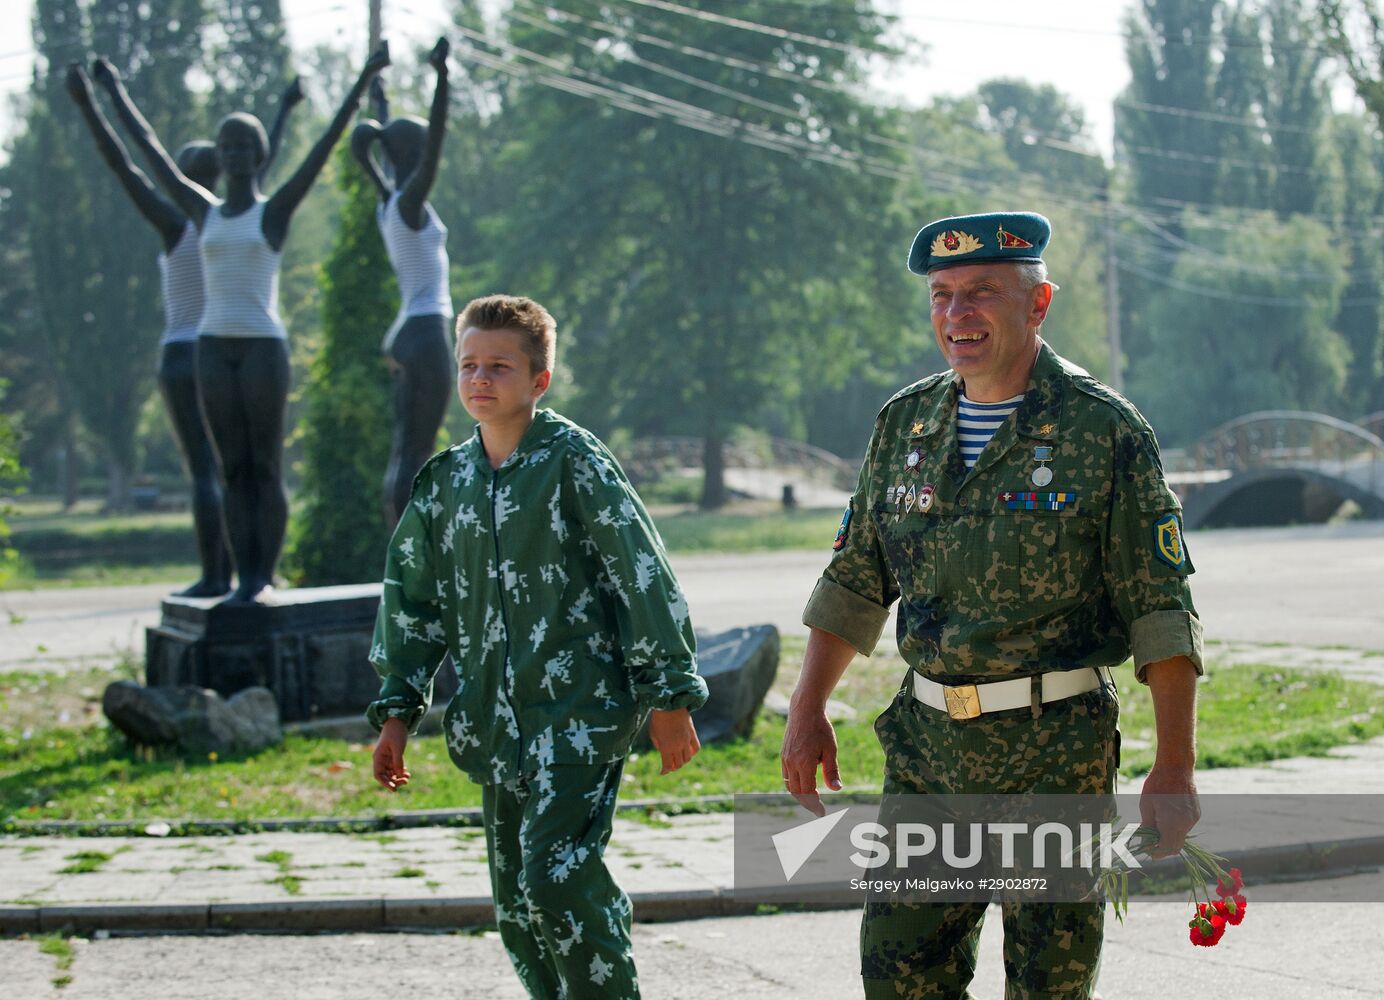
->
[146,588,774,736]
[144,584,457,723]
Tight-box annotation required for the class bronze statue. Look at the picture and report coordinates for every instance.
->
[351,38,454,528]
[94,45,391,604]
[64,64,302,597]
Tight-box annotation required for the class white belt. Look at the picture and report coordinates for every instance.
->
[911,668,1100,720]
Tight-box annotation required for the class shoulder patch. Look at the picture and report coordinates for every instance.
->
[1153,512,1186,570]
[833,501,853,550]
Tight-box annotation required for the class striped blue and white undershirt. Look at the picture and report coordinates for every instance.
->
[957,393,1024,469]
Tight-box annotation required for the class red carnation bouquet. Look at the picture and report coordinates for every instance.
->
[1088,826,1247,948]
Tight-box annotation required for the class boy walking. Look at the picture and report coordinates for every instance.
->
[368,294,706,999]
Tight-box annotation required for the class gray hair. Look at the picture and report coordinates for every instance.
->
[1014,261,1059,292]
[925,260,1059,292]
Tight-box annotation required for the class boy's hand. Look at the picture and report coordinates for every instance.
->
[648,708,700,775]
[373,717,411,790]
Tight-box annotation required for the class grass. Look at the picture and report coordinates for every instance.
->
[656,505,843,554]
[10,562,204,590]
[37,931,75,990]
[57,848,121,874]
[3,643,1384,825]
[0,663,139,737]
[4,498,200,587]
[256,850,302,895]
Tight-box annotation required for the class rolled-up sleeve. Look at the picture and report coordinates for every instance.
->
[802,420,898,656]
[1103,419,1204,683]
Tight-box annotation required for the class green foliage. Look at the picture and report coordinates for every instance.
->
[283,147,394,586]
[974,79,1107,192]
[205,0,295,122]
[0,385,25,589]
[10,0,209,510]
[1128,210,1351,443]
[1321,0,1384,129]
[1117,0,1384,438]
[483,0,915,507]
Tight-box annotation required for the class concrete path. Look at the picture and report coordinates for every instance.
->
[3,876,1380,1000]
[3,520,1381,674]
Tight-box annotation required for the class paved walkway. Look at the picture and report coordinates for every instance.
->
[4,877,1381,1000]
[4,738,1383,936]
[4,520,1382,673]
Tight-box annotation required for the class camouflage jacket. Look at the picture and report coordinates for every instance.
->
[804,341,1202,684]
[366,408,708,785]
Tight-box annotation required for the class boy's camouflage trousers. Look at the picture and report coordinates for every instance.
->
[483,760,639,999]
[861,684,1119,1000]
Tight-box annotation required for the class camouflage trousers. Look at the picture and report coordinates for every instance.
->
[482,761,639,1000]
[861,684,1119,1000]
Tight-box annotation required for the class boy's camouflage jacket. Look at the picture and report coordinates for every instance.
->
[367,409,708,785]
[805,341,1203,685]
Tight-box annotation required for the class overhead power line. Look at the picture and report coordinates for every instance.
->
[612,0,891,57]
[518,1,850,95]
[1116,257,1377,307]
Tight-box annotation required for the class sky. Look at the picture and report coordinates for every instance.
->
[0,1,1133,155]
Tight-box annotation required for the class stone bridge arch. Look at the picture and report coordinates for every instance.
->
[1173,411,1384,529]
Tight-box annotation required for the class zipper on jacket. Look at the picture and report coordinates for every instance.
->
[490,466,521,778]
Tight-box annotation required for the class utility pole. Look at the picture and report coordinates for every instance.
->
[1028,133,1124,391]
[369,0,382,52]
[1104,182,1124,394]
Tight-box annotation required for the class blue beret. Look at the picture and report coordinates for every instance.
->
[907,211,1051,275]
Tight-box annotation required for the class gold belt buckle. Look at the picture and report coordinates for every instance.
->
[943,683,981,720]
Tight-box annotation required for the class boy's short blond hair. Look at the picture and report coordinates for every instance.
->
[456,295,556,375]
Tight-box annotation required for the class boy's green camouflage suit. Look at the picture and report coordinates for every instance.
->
[369,408,707,998]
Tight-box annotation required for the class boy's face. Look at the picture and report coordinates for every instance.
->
[457,327,551,425]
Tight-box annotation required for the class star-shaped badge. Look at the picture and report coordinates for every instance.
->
[1039,423,1056,436]
[911,421,925,436]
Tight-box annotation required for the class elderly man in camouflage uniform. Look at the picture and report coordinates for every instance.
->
[781,212,1202,999]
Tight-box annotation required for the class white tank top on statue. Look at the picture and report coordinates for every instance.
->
[377,191,453,346]
[197,200,287,340]
[158,220,204,346]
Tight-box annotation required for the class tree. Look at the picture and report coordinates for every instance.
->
[1322,0,1384,126]
[11,0,206,510]
[205,0,295,125]
[282,146,394,585]
[1331,112,1384,412]
[1128,210,1351,444]
[974,79,1107,193]
[475,0,915,506]
[1263,0,1339,220]
[1118,0,1226,221]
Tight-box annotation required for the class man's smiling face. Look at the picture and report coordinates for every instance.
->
[927,262,1050,401]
